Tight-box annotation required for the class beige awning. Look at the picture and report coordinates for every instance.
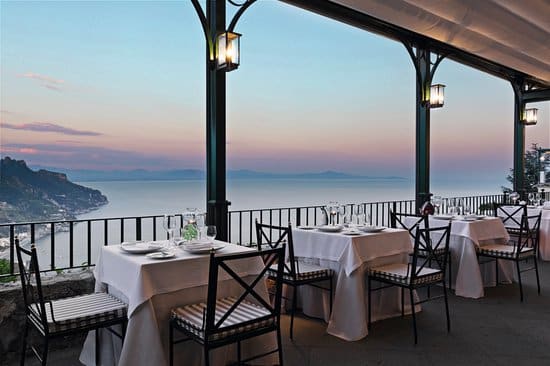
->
[287,0,550,87]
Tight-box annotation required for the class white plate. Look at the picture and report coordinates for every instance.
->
[433,215,454,220]
[342,230,362,236]
[120,241,161,254]
[146,251,176,260]
[297,226,315,230]
[182,243,225,254]
[317,225,343,233]
[360,226,385,233]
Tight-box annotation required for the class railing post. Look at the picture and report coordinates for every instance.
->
[136,217,142,241]
[50,222,55,271]
[296,208,301,227]
[9,225,14,275]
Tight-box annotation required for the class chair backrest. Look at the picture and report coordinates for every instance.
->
[390,211,429,244]
[15,238,48,330]
[410,224,451,279]
[204,247,285,339]
[513,212,542,257]
[494,204,527,230]
[255,220,297,276]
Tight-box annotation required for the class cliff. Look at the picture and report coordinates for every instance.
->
[0,157,107,224]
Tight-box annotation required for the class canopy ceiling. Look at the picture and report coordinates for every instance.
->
[283,0,550,88]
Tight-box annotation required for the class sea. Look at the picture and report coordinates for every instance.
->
[5,177,506,271]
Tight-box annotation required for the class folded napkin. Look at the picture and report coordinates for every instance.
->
[184,241,213,250]
[543,202,550,210]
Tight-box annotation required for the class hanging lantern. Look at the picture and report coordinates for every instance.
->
[522,108,538,125]
[217,31,241,71]
[429,84,445,108]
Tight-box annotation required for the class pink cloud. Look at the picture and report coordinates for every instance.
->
[18,72,65,91]
[1,122,102,136]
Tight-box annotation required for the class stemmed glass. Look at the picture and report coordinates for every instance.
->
[528,192,535,205]
[206,225,217,243]
[163,214,179,246]
[337,205,347,226]
[432,195,442,215]
[327,201,339,225]
[509,192,520,205]
[353,204,365,225]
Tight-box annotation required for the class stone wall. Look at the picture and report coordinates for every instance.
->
[0,271,94,364]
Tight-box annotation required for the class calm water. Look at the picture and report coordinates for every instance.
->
[19,177,505,269]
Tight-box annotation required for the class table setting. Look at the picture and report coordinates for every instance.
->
[79,208,276,366]
[291,202,417,341]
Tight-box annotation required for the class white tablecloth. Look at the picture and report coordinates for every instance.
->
[79,242,276,366]
[292,228,416,341]
[501,206,550,261]
[405,217,513,298]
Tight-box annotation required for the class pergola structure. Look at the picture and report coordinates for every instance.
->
[193,0,550,240]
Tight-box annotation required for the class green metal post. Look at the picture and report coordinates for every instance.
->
[415,48,431,212]
[512,80,525,198]
[206,0,230,241]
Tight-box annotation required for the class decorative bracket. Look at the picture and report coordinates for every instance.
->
[191,0,257,66]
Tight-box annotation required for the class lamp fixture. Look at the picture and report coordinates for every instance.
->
[522,108,538,125]
[429,84,445,108]
[217,31,241,71]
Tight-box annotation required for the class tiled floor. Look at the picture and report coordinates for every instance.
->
[8,261,550,365]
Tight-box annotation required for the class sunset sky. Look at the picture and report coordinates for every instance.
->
[1,0,548,183]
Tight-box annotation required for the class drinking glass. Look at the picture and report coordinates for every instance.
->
[327,201,339,225]
[528,192,535,205]
[457,198,464,215]
[206,225,217,242]
[337,205,347,225]
[509,192,520,204]
[163,214,179,246]
[432,195,442,215]
[463,204,472,216]
[354,204,365,225]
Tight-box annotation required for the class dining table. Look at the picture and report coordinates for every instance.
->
[291,226,417,341]
[79,240,277,366]
[404,215,514,298]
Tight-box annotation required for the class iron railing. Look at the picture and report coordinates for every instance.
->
[1,192,548,279]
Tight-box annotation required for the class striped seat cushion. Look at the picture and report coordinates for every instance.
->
[369,263,443,286]
[417,247,446,258]
[477,244,534,259]
[171,297,274,341]
[29,293,127,334]
[267,262,333,282]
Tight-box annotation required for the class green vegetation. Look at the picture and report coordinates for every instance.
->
[0,258,16,283]
[504,143,548,193]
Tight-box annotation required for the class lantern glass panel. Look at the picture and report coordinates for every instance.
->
[430,84,445,108]
[217,32,240,71]
[524,108,538,125]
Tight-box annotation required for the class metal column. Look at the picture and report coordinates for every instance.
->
[511,80,526,197]
[415,48,431,212]
[206,0,230,240]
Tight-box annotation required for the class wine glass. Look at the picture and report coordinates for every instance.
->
[206,225,217,243]
[528,192,535,205]
[354,204,365,225]
[509,192,520,205]
[337,205,347,225]
[463,204,472,216]
[432,195,442,215]
[327,201,339,225]
[163,214,178,246]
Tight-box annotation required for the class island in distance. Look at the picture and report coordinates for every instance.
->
[0,157,108,226]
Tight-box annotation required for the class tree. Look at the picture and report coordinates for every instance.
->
[503,143,549,193]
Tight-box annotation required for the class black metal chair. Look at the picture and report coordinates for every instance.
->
[15,238,127,366]
[390,211,452,291]
[477,212,542,302]
[494,203,528,237]
[169,247,285,366]
[368,223,452,344]
[255,220,334,340]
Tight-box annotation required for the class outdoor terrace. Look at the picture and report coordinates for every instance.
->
[4,260,550,365]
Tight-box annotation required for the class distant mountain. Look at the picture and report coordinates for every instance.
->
[0,157,107,225]
[28,165,406,182]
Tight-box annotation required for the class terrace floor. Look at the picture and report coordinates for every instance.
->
[8,260,550,366]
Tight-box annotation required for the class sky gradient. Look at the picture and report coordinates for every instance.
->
[1,0,548,184]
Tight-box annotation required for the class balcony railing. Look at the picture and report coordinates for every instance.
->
[1,192,547,279]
